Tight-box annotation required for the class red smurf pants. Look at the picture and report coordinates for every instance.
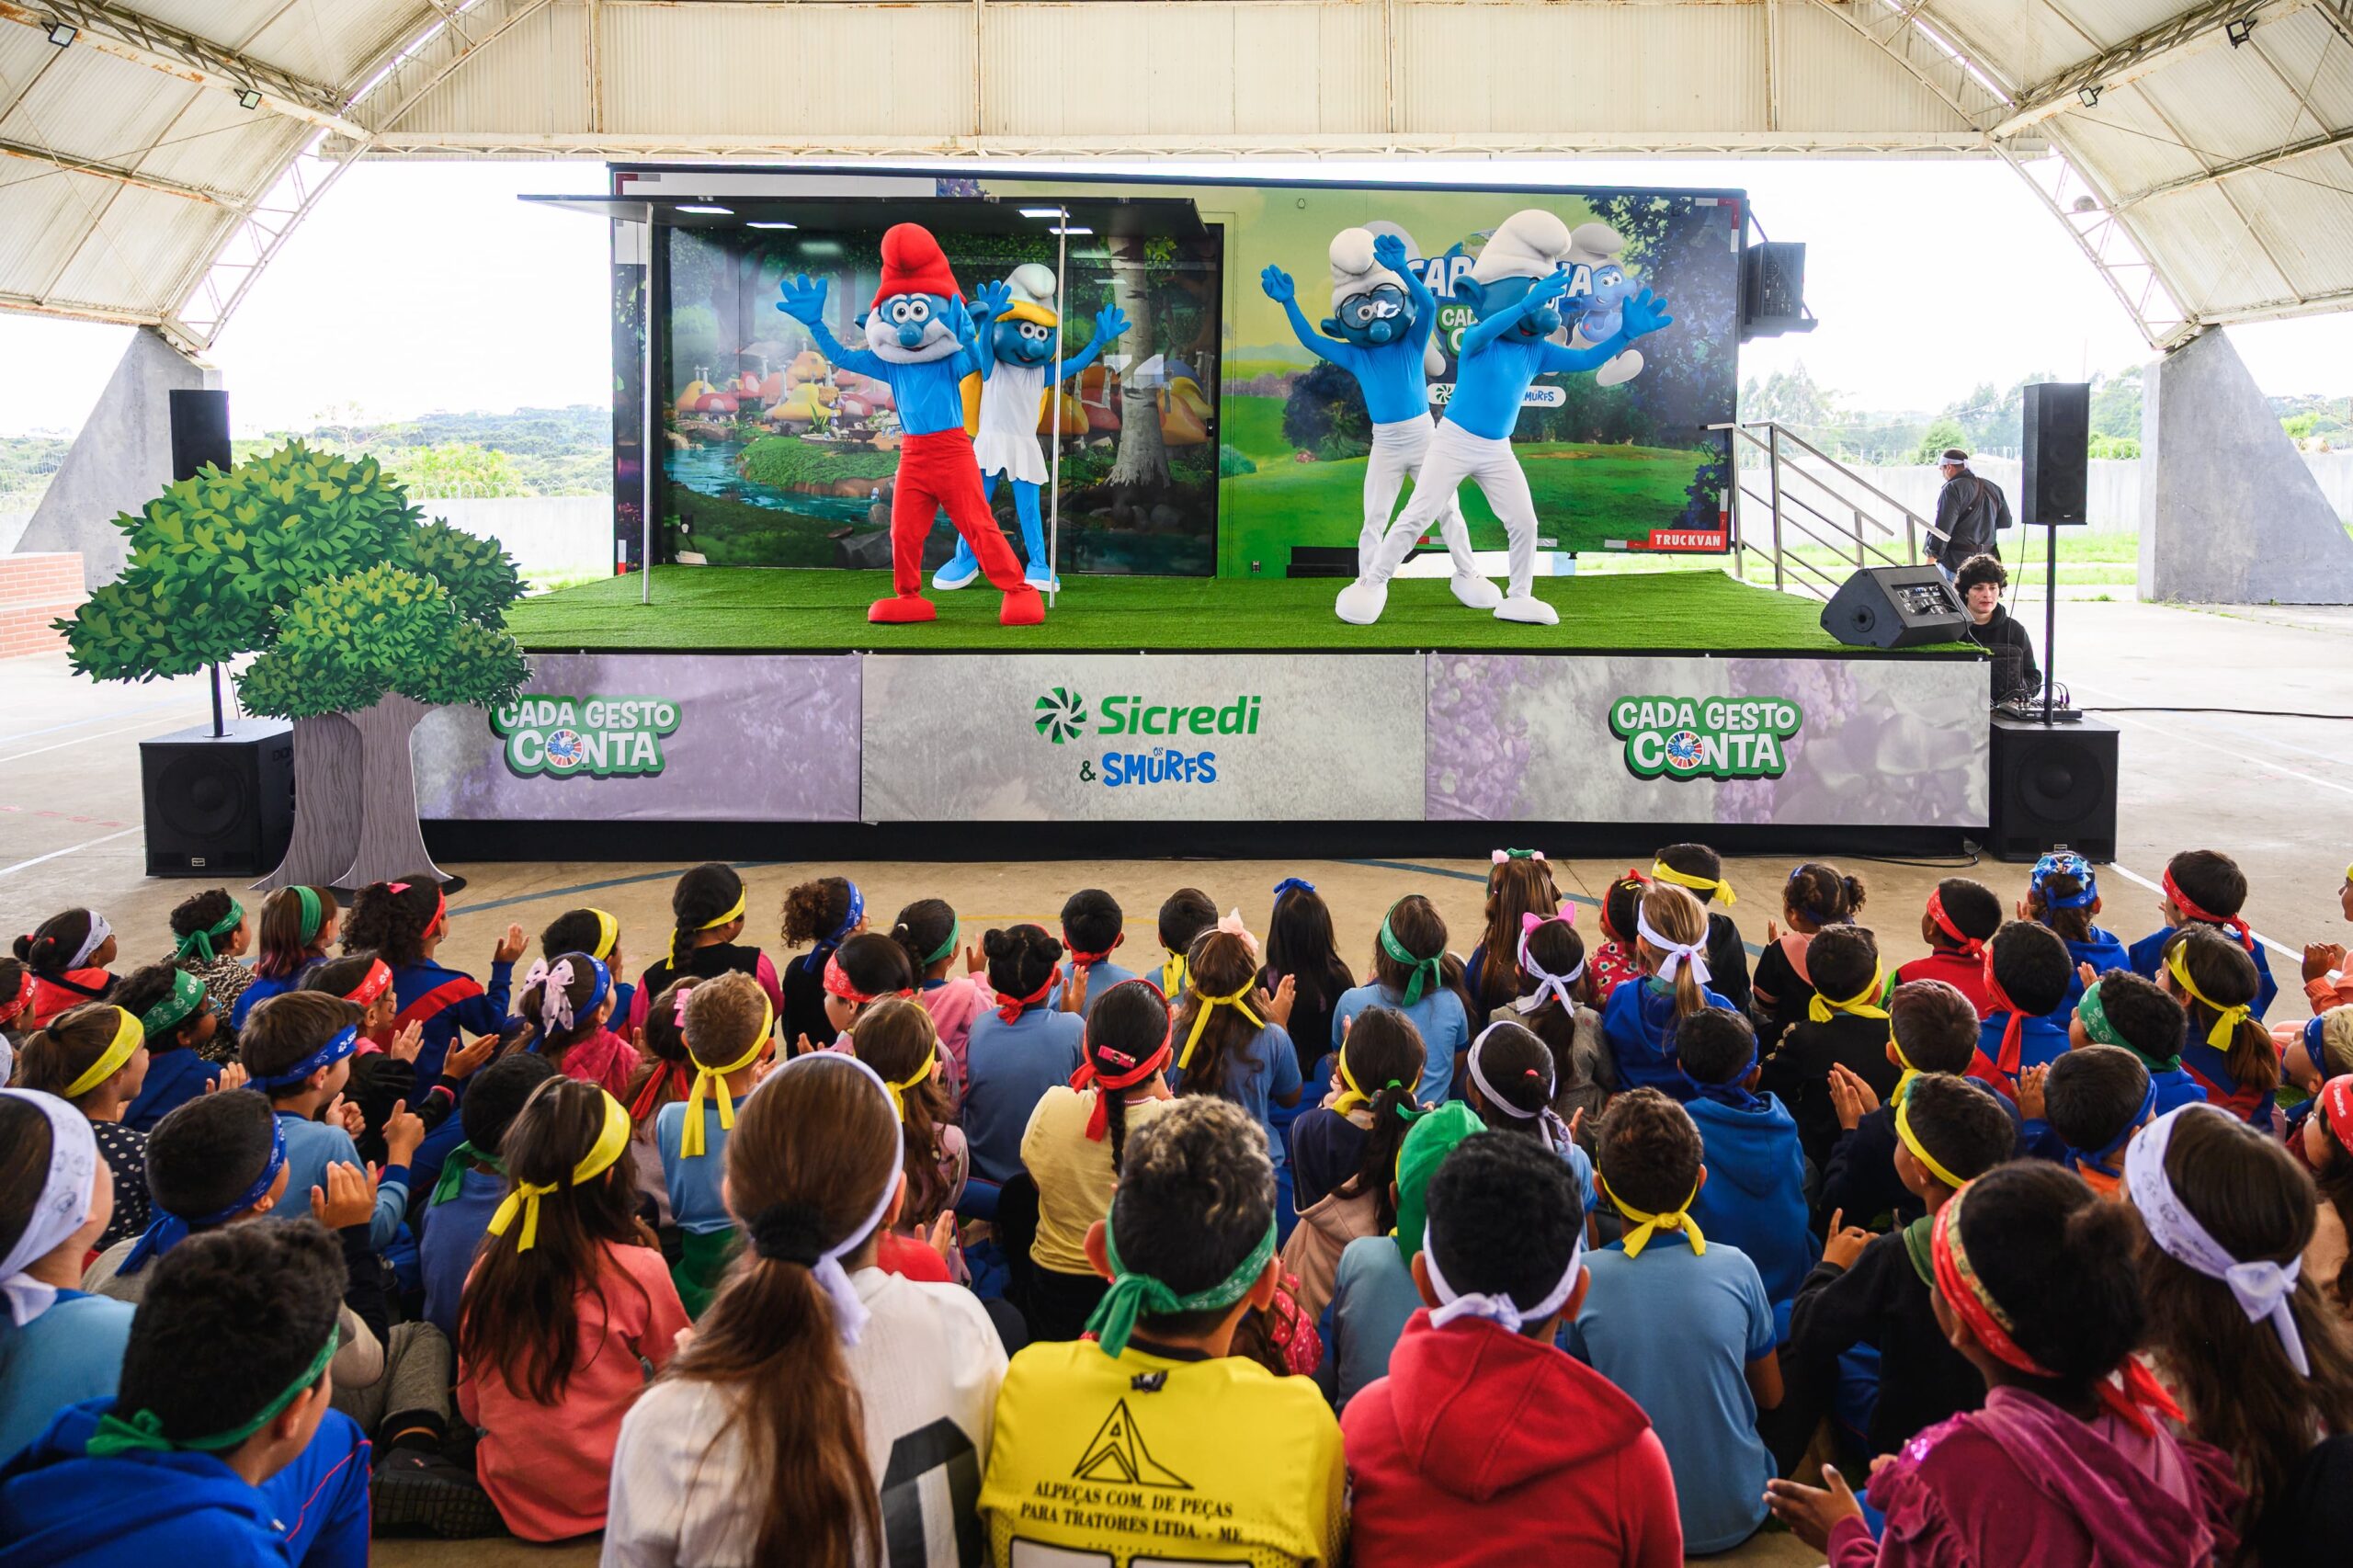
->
[893,430,1027,597]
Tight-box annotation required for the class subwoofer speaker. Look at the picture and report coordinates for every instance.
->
[1820,564,1968,649]
[141,719,295,878]
[2020,381,2090,528]
[1988,714,2117,862]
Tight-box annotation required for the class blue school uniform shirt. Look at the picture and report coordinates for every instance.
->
[1564,1232,1778,1554]
[0,1294,134,1464]
[419,1165,505,1342]
[963,1006,1086,1184]
[2179,1035,2278,1128]
[2149,1064,2206,1118]
[1976,1011,2071,1085]
[390,956,515,1082]
[274,1109,407,1253]
[1686,1092,1816,1309]
[1330,1234,1425,1410]
[655,1096,749,1235]
[229,968,313,1031]
[1602,977,1738,1098]
[2129,924,2279,1019]
[1170,1022,1303,1168]
[121,1048,222,1134]
[1050,959,1139,1017]
[2058,928,2131,1012]
[1330,983,1469,1107]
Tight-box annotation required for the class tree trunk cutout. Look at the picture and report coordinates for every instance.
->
[256,713,361,892]
[334,693,447,891]
[1107,237,1168,489]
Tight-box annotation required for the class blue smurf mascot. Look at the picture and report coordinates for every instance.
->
[933,262,1128,594]
[1336,209,1673,628]
[1564,222,1645,388]
[1260,229,1496,607]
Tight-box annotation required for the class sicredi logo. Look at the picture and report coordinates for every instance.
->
[1033,687,1264,787]
[492,696,680,779]
[1610,696,1803,781]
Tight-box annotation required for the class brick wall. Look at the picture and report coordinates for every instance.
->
[0,552,85,659]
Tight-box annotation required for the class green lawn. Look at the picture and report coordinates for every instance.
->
[507,565,1971,654]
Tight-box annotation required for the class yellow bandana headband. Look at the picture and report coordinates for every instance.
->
[679,995,772,1157]
[1888,1032,1922,1108]
[1331,1043,1371,1116]
[2167,944,2253,1050]
[488,1089,631,1251]
[882,1045,937,1119]
[669,890,747,963]
[1600,1173,1706,1258]
[1809,968,1892,1025]
[1177,984,1263,1073]
[1651,861,1735,907]
[64,1008,145,1099]
[588,909,619,961]
[1160,949,1188,1000]
[1894,1094,1966,1189]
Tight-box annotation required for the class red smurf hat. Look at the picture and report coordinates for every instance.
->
[872,223,961,308]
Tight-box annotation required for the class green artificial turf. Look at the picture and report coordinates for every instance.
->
[506,565,1973,655]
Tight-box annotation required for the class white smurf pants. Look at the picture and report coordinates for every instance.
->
[1362,413,1478,580]
[1365,419,1539,597]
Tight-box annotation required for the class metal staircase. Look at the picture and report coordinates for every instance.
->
[1710,422,1948,599]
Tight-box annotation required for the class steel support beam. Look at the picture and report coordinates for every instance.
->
[1989,0,2309,140]
[0,2,368,140]
[0,133,234,205]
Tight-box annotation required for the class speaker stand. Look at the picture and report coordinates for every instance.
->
[210,662,225,739]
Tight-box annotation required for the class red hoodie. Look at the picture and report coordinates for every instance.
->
[1894,946,1994,1017]
[1342,1309,1684,1568]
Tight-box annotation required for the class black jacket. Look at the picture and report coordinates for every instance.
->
[1933,469,2010,568]
[1786,1231,1989,1456]
[1963,603,2041,703]
[1759,1014,1904,1172]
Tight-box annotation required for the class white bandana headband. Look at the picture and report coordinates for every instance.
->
[67,914,112,971]
[1467,1022,1574,1156]
[1634,907,1711,986]
[1513,913,1585,1018]
[2127,1106,2310,1376]
[1423,1216,1584,1335]
[745,1052,903,1346]
[0,1089,99,1326]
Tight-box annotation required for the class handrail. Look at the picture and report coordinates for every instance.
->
[1710,420,1942,538]
[1713,419,1939,598]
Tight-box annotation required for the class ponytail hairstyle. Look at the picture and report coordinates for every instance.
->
[1783,861,1867,929]
[254,887,338,980]
[1476,857,1561,1011]
[982,924,1063,1014]
[1334,1007,1427,1233]
[1085,981,1173,1176]
[1170,930,1264,1099]
[1264,882,1354,1017]
[2025,867,2097,945]
[1371,894,1448,1004]
[14,1004,144,1107]
[14,909,108,979]
[665,863,747,967]
[669,1051,902,1568]
[847,996,953,1227]
[2165,926,2277,1099]
[340,878,444,967]
[621,979,697,1128]
[1598,871,1648,946]
[1634,884,1711,1021]
[888,898,959,981]
[2137,1108,2353,1536]
[1514,917,1593,1091]
[779,875,859,953]
[516,952,613,1065]
[457,1076,648,1405]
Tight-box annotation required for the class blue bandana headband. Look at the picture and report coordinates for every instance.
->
[247,1025,359,1091]
[2031,850,2098,910]
[117,1116,289,1276]
[1273,877,1315,901]
[1678,1042,1763,1111]
[820,882,865,952]
[2071,1074,2157,1178]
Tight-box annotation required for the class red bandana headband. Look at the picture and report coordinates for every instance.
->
[2163,869,2256,953]
[2322,1075,2353,1152]
[995,964,1062,1024]
[344,959,393,1008]
[1931,1183,2182,1437]
[1063,930,1114,970]
[1982,949,2028,1080]
[824,953,877,1006]
[1599,868,1650,941]
[1927,889,1984,960]
[387,881,448,933]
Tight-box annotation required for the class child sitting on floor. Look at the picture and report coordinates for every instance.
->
[1463,849,1562,1016]
[1972,920,2075,1096]
[1601,885,1735,1099]
[848,995,966,1245]
[15,909,119,1029]
[1495,911,1610,1141]
[780,874,867,1048]
[299,953,489,1172]
[1568,1088,1781,1555]
[2021,851,2128,1011]
[517,952,637,1098]
[891,898,983,1098]
[2282,1006,2353,1155]
[656,971,775,1316]
[2130,846,2279,1018]
[537,907,633,1040]
[1820,979,1997,1232]
[1155,885,1220,1002]
[241,992,417,1255]
[0,1087,130,1464]
[2073,968,2204,1117]
[1678,1008,1813,1320]
[1760,924,1902,1170]
[1788,1073,2019,1460]
[1281,1006,1426,1329]
[1171,926,1303,1225]
[979,1096,1345,1567]
[1461,1020,1597,1212]
[459,1076,685,1541]
[963,925,1085,1187]
[1334,896,1471,1107]
[1653,842,1753,1017]
[1589,871,1650,1000]
[2300,1076,2353,1324]
[1345,1132,1685,1568]
[819,932,915,1044]
[1752,863,1867,1047]
[1262,879,1358,1085]
[2162,925,2279,1127]
[232,885,340,1030]
[165,891,251,1024]
[12,1004,152,1252]
[629,863,781,1039]
[110,965,231,1132]
[1056,887,1138,1014]
[609,1051,1006,1568]
[1328,1101,1482,1409]
[2018,1044,2154,1196]
[0,1222,373,1567]
[419,1052,557,1343]
[1894,877,2002,1017]
[622,977,696,1224]
[340,878,523,1085]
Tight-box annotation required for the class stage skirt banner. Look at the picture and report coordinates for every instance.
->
[1426,653,1988,828]
[860,653,1427,822]
[413,653,862,822]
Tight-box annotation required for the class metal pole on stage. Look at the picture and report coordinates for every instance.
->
[1048,207,1067,610]
[641,200,657,608]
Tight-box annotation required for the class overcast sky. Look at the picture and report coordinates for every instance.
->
[1,153,2348,437]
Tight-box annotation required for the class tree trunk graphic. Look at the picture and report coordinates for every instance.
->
[335,694,446,891]
[256,714,360,892]
[1107,237,1167,489]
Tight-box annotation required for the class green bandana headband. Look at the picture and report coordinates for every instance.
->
[294,886,324,946]
[1379,904,1442,1007]
[139,969,207,1040]
[925,924,958,967]
[85,1328,336,1458]
[174,899,244,963]
[429,1141,504,1208]
[2078,980,2177,1071]
[1085,1210,1278,1359]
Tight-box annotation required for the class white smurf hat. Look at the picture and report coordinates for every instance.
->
[999,262,1059,326]
[1564,222,1626,269]
[1329,228,1411,308]
[1470,209,1573,286]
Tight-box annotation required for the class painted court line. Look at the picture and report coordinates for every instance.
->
[0,714,204,767]
[2104,860,2296,963]
[0,825,142,881]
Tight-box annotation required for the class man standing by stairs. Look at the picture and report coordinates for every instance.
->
[1931,447,2011,585]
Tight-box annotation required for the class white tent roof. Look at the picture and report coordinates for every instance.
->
[3,0,2346,350]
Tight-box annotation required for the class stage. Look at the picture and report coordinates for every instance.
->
[410,565,1991,861]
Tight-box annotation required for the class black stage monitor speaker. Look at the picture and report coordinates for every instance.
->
[2021,381,2090,528]
[1988,714,2117,862]
[141,719,294,879]
[168,389,231,482]
[1820,565,1968,650]
[1740,241,1814,340]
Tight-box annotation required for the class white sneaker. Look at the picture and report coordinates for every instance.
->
[1495,593,1559,625]
[1450,574,1504,610]
[1336,577,1390,625]
[931,556,981,591]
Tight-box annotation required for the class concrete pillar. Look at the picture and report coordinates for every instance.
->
[2140,326,2353,604]
[14,328,221,590]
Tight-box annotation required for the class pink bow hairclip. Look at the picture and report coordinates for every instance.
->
[1217,908,1261,960]
[1520,908,1574,935]
[1493,848,1546,865]
[674,984,696,1028]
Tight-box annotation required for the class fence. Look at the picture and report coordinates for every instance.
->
[1802,450,2353,538]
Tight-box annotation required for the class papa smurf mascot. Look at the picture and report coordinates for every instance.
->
[1337,208,1673,627]
[933,262,1128,595]
[776,223,1043,625]
[1260,229,1496,607]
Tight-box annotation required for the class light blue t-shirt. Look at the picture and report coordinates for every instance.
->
[655,1096,748,1235]
[1563,1233,1777,1553]
[0,1293,134,1462]
[419,1166,504,1342]
[275,1110,408,1253]
[1049,958,1140,1017]
[1331,983,1469,1107]
[962,1006,1086,1185]
[1329,1234,1424,1410]
[1170,1022,1303,1168]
